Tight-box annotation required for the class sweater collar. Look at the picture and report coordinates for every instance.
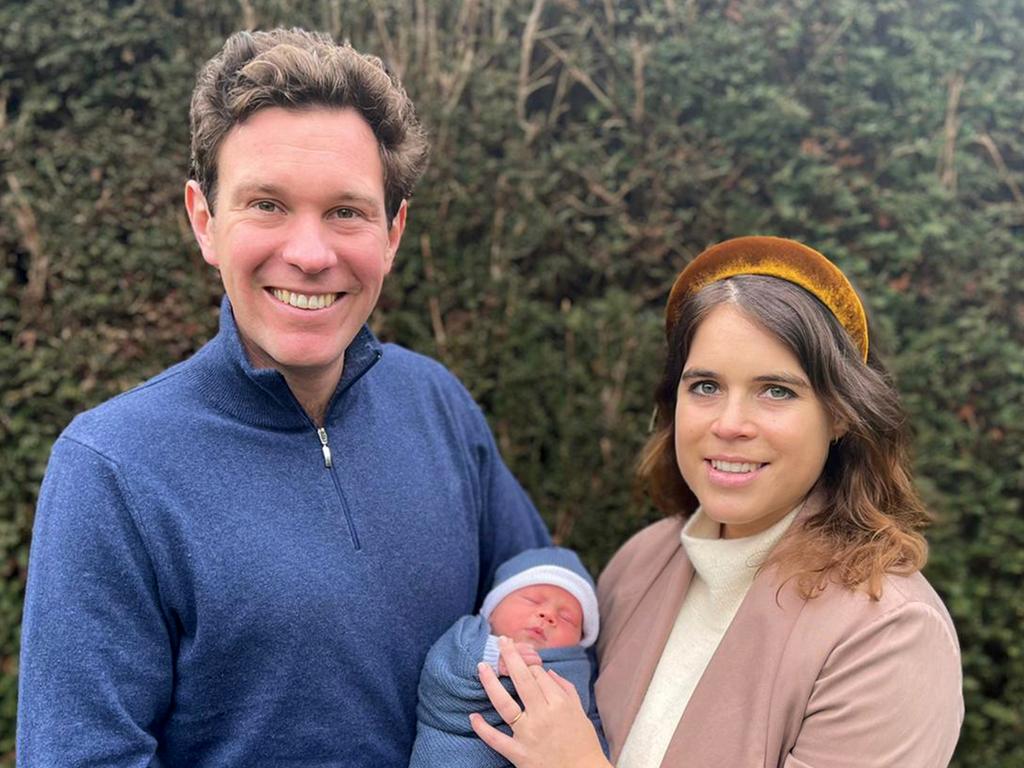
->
[679,497,804,601]
[193,296,383,429]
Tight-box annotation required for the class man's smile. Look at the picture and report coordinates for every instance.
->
[269,288,341,310]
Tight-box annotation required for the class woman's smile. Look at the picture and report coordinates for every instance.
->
[705,458,768,488]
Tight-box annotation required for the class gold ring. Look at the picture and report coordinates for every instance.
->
[508,709,524,726]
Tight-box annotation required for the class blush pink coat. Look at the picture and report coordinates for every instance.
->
[595,515,963,767]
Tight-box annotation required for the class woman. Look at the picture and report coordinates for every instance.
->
[471,236,963,767]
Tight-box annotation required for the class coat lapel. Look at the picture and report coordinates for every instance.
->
[596,528,693,762]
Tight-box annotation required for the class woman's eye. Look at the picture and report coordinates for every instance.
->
[690,381,718,396]
[765,385,795,400]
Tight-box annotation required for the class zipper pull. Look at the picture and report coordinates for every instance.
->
[317,427,333,468]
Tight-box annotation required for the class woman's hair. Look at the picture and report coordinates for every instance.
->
[189,28,430,221]
[637,275,930,599]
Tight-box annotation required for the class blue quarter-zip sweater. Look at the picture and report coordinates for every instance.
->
[18,299,550,767]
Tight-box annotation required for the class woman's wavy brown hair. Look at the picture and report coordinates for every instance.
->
[637,275,930,599]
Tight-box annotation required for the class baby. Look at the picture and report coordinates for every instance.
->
[409,547,601,767]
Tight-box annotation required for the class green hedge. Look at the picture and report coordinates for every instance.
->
[2,1,1021,764]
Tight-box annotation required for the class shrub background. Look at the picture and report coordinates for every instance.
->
[2,0,1021,764]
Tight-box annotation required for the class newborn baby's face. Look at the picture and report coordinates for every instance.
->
[489,584,583,648]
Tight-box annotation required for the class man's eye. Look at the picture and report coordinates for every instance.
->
[253,200,279,213]
[331,207,357,219]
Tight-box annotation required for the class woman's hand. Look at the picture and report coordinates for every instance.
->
[498,642,542,675]
[469,636,611,768]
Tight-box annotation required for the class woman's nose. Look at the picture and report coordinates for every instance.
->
[711,397,756,439]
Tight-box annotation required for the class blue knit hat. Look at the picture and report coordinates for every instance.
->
[480,547,600,648]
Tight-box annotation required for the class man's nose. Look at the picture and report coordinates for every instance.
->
[281,216,337,273]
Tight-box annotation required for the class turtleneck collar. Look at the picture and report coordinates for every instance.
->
[191,296,383,430]
[680,498,805,606]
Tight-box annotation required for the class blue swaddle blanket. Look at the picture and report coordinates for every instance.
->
[409,614,593,768]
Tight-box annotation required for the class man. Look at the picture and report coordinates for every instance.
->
[17,28,550,766]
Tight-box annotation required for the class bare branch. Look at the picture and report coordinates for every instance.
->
[631,38,650,125]
[324,0,342,39]
[602,0,615,29]
[372,5,401,79]
[489,173,509,280]
[561,193,619,218]
[546,63,570,129]
[806,13,854,71]
[540,37,618,115]
[492,0,508,47]
[974,132,1024,215]
[443,0,480,114]
[552,297,577,544]
[938,73,964,192]
[414,0,429,78]
[7,173,48,323]
[419,233,448,356]
[517,0,547,141]
[238,0,256,30]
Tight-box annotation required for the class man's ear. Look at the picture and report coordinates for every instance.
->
[383,199,408,274]
[184,180,218,267]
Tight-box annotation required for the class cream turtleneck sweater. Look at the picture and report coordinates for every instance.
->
[616,505,801,768]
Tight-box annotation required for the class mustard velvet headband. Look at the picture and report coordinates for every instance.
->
[666,236,870,362]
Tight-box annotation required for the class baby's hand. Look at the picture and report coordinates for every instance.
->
[498,642,541,675]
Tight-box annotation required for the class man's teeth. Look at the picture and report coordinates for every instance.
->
[271,289,338,310]
[710,460,762,474]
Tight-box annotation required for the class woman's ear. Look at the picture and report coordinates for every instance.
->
[831,417,849,443]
